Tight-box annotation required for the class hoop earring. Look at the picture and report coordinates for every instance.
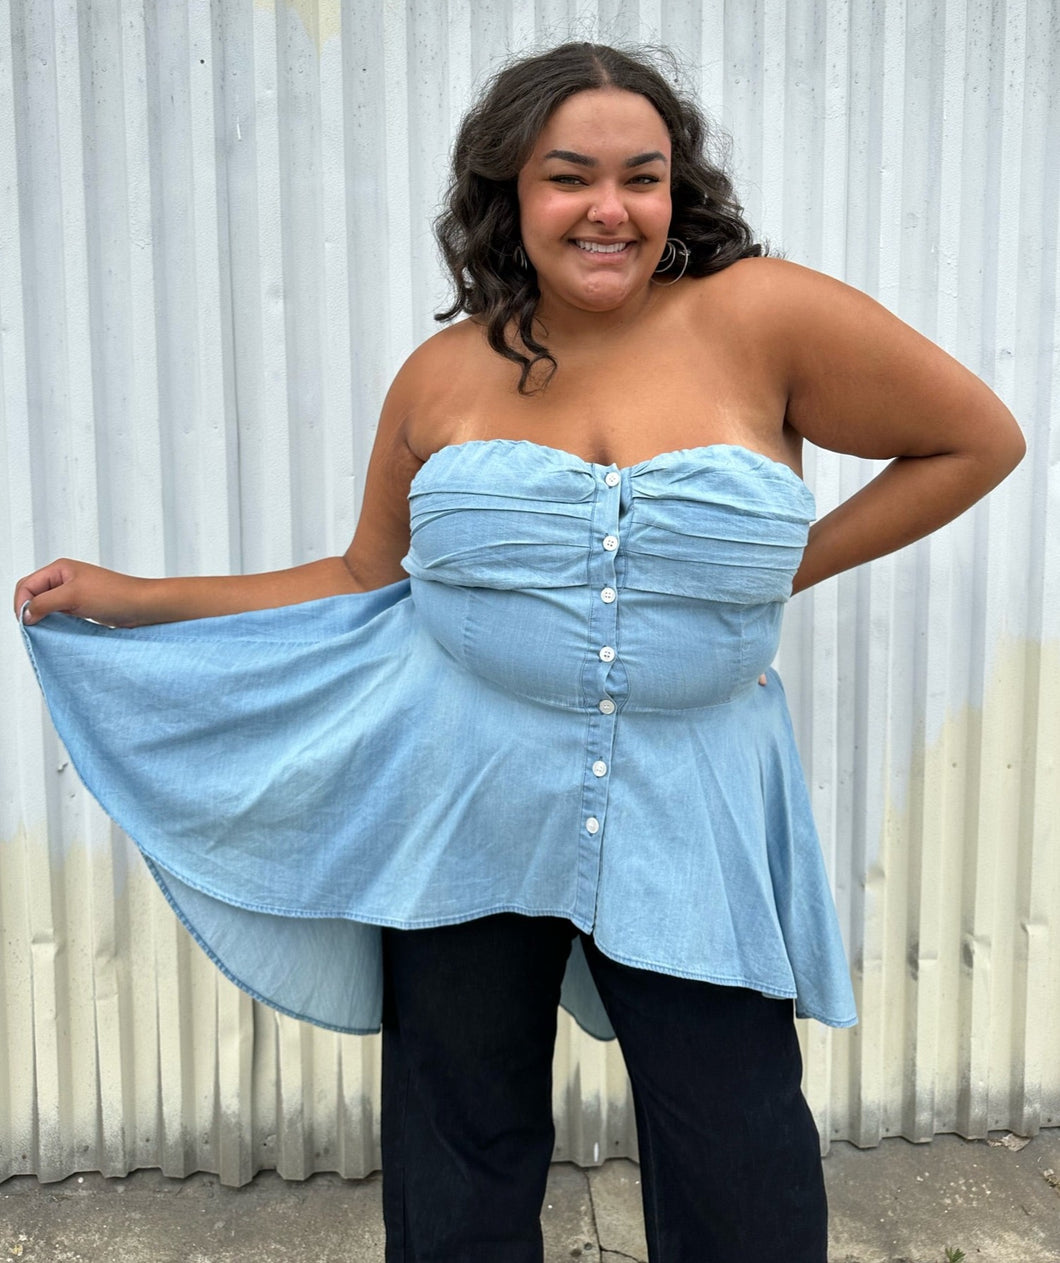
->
[652,237,690,286]
[514,244,529,269]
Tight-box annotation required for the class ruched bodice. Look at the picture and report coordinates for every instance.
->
[406,441,813,710]
[406,440,811,598]
[20,439,856,1037]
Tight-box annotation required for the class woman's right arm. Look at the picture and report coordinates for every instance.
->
[13,359,427,627]
[12,555,369,628]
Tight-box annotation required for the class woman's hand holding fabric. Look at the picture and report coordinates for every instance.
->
[13,555,366,627]
[14,559,153,627]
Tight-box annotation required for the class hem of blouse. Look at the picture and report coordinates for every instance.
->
[147,869,624,1040]
[322,902,585,930]
[587,936,858,1029]
[143,856,381,1036]
[143,851,588,927]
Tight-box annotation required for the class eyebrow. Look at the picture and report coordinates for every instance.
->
[543,149,668,168]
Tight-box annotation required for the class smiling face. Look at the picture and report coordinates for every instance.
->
[516,87,673,322]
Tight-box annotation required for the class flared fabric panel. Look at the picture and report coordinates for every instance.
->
[21,443,856,1038]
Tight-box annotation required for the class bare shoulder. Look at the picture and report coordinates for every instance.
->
[339,322,484,588]
[701,257,1023,463]
[705,254,964,371]
[689,255,860,321]
[676,255,862,356]
[385,320,479,413]
[386,319,492,458]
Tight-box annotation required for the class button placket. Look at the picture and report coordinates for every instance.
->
[574,465,624,920]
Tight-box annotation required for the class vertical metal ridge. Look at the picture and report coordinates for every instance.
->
[814,0,850,277]
[318,5,356,551]
[25,808,63,1174]
[216,984,254,1185]
[1014,638,1055,1135]
[0,828,36,1180]
[112,0,166,576]
[342,1,391,506]
[149,0,231,574]
[220,0,295,573]
[274,1013,310,1180]
[89,817,130,1177]
[957,0,1031,1139]
[330,1026,380,1176]
[505,2,535,61]
[276,0,327,564]
[153,896,184,1175]
[724,4,765,236]
[118,857,160,1176]
[636,0,663,43]
[696,0,725,121]
[854,557,894,1147]
[0,25,37,1199]
[900,0,952,1144]
[380,1,414,366]
[758,0,787,244]
[21,0,97,1183]
[1010,0,1060,1134]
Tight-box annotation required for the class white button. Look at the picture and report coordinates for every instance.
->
[600,587,616,604]
[585,817,600,834]
[598,646,616,663]
[604,471,620,487]
[592,760,608,777]
[598,698,616,715]
[602,534,619,551]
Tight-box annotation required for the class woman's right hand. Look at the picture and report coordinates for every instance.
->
[13,559,149,627]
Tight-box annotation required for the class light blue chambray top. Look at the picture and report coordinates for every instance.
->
[20,440,857,1038]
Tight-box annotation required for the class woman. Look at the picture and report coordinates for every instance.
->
[15,42,1023,1263]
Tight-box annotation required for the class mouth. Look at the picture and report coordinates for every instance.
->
[571,239,634,255]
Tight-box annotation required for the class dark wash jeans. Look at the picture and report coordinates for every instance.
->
[380,914,827,1262]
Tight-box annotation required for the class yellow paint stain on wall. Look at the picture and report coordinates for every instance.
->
[255,0,342,53]
[822,636,1060,1145]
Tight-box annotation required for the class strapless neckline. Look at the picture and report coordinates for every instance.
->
[415,437,805,486]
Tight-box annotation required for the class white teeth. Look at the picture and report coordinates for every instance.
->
[574,240,629,254]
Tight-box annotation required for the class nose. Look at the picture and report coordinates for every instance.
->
[588,185,628,228]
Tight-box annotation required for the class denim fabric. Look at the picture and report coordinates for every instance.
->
[19,440,857,1037]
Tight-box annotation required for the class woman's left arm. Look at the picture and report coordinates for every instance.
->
[752,259,1026,594]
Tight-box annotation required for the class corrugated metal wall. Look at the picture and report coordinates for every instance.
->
[1,0,1057,1185]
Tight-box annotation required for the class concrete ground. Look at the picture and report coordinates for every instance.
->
[1,1131,1057,1262]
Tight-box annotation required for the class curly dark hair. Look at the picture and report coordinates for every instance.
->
[434,42,765,393]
